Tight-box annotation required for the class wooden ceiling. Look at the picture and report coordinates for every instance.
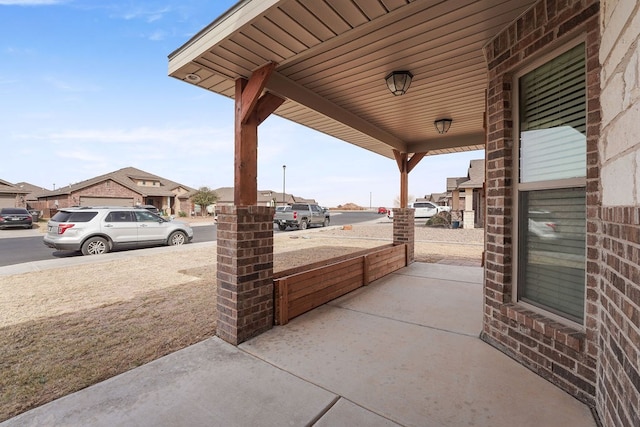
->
[168,0,536,159]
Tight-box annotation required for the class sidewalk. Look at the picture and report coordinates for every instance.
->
[1,263,597,427]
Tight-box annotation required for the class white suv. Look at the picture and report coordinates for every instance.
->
[44,207,194,255]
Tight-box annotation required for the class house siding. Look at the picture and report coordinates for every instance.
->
[597,1,640,426]
[44,181,141,209]
[482,0,600,408]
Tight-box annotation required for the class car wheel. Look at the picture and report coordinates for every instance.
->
[299,220,308,230]
[168,231,187,246]
[81,237,109,256]
[323,218,329,227]
[278,224,287,231]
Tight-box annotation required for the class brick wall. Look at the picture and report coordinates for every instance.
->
[176,198,191,215]
[481,0,600,406]
[392,208,415,263]
[72,181,141,203]
[597,1,640,425]
[216,205,274,345]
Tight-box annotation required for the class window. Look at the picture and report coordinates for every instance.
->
[105,211,135,222]
[135,210,161,222]
[516,43,587,324]
[51,211,98,222]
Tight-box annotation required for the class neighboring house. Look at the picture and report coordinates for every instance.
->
[36,167,195,216]
[213,187,313,209]
[0,179,29,208]
[13,182,53,211]
[448,159,485,229]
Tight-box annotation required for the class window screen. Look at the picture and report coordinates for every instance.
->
[517,43,586,323]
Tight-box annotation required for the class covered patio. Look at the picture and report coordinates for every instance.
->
[167,0,535,344]
[164,0,619,424]
[1,263,596,426]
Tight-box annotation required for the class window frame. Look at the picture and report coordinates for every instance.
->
[511,37,588,329]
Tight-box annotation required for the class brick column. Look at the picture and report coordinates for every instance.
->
[216,205,274,345]
[392,208,414,263]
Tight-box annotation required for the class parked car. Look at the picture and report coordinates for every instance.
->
[411,201,451,218]
[0,208,33,229]
[273,203,330,231]
[377,207,388,214]
[43,206,194,255]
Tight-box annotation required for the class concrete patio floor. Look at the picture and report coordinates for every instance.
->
[1,263,597,427]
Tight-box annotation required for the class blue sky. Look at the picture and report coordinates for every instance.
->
[1,0,483,208]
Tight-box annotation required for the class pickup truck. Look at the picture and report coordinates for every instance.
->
[273,203,330,231]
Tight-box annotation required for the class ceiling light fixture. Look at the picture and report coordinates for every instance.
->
[185,73,202,83]
[385,71,413,96]
[434,118,453,134]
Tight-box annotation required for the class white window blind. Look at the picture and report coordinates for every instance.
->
[517,43,587,323]
[519,44,586,183]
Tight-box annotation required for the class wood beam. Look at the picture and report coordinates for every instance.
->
[268,72,406,153]
[255,92,285,125]
[240,62,276,124]
[407,151,427,173]
[393,150,409,208]
[235,78,257,205]
[406,132,485,153]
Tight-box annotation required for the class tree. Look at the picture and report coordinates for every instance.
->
[192,187,218,217]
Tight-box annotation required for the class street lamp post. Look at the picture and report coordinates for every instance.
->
[282,165,286,206]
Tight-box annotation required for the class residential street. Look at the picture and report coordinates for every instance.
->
[0,211,383,267]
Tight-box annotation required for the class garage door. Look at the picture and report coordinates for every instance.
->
[79,197,134,207]
[0,195,16,208]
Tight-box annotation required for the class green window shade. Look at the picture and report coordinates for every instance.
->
[518,188,586,322]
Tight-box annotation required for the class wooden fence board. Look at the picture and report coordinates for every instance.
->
[288,266,364,301]
[274,244,407,325]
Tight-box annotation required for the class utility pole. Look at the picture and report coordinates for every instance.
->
[282,165,286,206]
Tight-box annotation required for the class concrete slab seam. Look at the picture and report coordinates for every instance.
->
[308,395,340,426]
[391,270,482,285]
[325,303,481,339]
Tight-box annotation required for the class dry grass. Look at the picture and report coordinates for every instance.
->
[0,224,482,422]
[1,280,216,419]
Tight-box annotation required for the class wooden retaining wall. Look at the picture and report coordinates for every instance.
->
[274,243,407,325]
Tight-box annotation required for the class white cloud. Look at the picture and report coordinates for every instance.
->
[122,6,170,22]
[45,126,231,148]
[42,76,101,93]
[148,30,166,41]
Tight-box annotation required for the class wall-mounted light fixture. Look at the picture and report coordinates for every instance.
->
[185,73,202,83]
[385,71,413,96]
[434,118,453,134]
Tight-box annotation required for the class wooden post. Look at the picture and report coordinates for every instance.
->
[234,63,284,205]
[393,150,427,208]
[217,62,285,345]
[363,254,370,285]
[276,278,289,325]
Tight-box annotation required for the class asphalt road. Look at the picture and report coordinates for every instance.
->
[0,211,385,267]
